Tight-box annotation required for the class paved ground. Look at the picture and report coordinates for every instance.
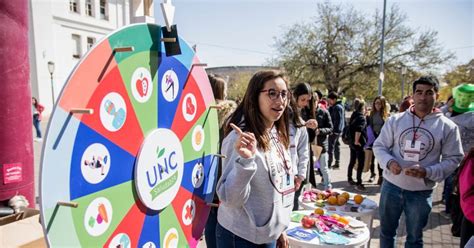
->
[33,119,460,247]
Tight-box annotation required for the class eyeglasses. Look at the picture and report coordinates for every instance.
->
[260,89,290,101]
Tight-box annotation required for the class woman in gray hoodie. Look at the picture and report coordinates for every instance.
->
[216,70,292,248]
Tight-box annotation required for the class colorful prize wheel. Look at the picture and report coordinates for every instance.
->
[39,23,220,248]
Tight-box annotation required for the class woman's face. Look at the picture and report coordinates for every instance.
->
[258,77,288,129]
[296,94,311,108]
[374,99,382,111]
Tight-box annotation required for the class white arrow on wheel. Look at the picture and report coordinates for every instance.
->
[161,0,175,32]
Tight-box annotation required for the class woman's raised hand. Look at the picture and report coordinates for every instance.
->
[230,123,257,159]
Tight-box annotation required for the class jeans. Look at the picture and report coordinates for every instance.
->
[33,114,42,138]
[216,222,276,248]
[328,133,341,166]
[347,145,364,185]
[205,207,218,248]
[379,180,433,248]
[318,153,331,189]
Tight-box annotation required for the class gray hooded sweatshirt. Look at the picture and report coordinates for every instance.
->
[373,108,464,191]
[216,130,293,244]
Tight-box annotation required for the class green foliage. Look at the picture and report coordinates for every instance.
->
[271,2,454,98]
[440,60,474,101]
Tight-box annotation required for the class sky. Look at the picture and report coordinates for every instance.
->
[155,0,474,72]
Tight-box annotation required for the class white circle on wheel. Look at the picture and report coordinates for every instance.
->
[135,129,184,211]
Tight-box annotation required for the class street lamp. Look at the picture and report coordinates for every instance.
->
[47,61,55,106]
[377,0,387,96]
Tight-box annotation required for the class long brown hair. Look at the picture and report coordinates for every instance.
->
[370,95,389,120]
[224,70,290,151]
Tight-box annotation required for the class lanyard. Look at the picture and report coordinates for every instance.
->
[269,130,291,174]
[265,130,291,194]
[411,114,424,147]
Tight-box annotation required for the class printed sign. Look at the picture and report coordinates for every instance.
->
[3,163,22,184]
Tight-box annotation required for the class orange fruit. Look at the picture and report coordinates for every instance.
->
[314,208,324,215]
[341,192,350,200]
[338,216,350,225]
[354,194,364,204]
[337,196,347,206]
[327,196,338,205]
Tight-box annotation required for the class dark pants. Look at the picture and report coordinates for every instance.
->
[328,133,341,167]
[205,207,218,248]
[216,222,276,248]
[308,148,317,188]
[369,152,383,177]
[461,215,474,247]
[443,173,454,213]
[33,114,42,138]
[348,145,364,185]
[293,182,303,210]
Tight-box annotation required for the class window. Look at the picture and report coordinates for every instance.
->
[72,34,81,59]
[100,0,108,20]
[69,0,79,13]
[85,0,94,17]
[87,37,96,50]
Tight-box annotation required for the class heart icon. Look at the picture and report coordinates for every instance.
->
[186,97,195,115]
[136,77,149,97]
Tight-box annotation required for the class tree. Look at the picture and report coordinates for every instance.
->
[272,2,454,97]
[439,59,474,101]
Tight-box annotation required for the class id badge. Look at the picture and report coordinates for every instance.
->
[282,174,295,207]
[404,140,421,162]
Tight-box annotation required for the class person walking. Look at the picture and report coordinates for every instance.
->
[373,75,464,248]
[216,70,291,248]
[32,97,44,142]
[327,92,345,170]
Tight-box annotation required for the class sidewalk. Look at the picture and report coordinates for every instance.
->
[33,119,460,247]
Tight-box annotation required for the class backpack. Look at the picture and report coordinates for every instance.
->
[341,123,351,145]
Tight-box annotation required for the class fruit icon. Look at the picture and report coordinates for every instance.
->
[195,131,202,146]
[98,203,109,223]
[186,97,195,115]
[136,76,149,97]
[354,194,364,204]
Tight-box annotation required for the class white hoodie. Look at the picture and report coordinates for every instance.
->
[373,107,464,191]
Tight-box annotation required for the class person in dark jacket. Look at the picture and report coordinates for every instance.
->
[313,91,333,189]
[347,98,367,192]
[327,92,345,169]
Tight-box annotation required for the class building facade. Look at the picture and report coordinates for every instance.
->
[29,0,155,114]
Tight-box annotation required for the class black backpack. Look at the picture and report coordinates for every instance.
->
[341,120,352,145]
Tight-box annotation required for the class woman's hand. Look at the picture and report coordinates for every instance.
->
[230,123,257,159]
[305,119,318,130]
[277,232,289,248]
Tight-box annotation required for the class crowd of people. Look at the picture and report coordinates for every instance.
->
[203,70,472,248]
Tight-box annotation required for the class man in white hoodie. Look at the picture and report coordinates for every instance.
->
[373,75,464,248]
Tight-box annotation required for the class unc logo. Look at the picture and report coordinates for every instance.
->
[135,129,184,210]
